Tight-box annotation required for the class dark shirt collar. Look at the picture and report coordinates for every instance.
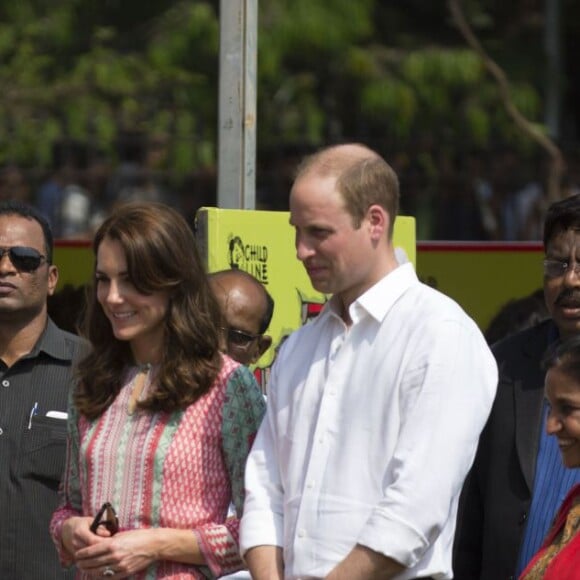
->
[26,317,77,362]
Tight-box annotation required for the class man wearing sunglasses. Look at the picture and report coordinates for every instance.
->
[209,269,273,580]
[209,269,274,366]
[0,200,86,579]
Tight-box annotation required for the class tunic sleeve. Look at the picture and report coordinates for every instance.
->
[194,365,266,577]
[49,390,84,567]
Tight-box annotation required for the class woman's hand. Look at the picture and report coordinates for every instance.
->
[61,516,102,557]
[73,528,159,579]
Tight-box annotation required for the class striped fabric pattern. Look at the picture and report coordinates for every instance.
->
[50,357,266,579]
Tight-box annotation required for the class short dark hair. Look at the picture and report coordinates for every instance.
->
[543,193,580,248]
[0,200,54,263]
[543,334,580,383]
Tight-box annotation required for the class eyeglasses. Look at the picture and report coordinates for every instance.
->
[221,326,261,350]
[0,246,47,272]
[543,259,580,279]
[89,502,119,535]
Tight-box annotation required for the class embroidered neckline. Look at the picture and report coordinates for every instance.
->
[127,364,153,415]
[136,362,152,373]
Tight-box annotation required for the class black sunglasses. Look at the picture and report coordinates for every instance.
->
[89,502,119,535]
[221,326,261,350]
[0,246,47,272]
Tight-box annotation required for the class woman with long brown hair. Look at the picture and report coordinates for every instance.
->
[50,202,265,579]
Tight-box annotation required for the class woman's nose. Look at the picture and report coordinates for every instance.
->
[546,408,562,435]
[106,280,123,303]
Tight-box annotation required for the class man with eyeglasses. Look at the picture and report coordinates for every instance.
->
[0,200,87,579]
[210,269,273,580]
[454,193,580,579]
[209,269,273,366]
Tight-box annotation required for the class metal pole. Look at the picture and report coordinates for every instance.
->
[217,0,258,209]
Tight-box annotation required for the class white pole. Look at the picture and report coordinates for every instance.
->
[217,0,258,209]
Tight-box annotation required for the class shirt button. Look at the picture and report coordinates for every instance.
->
[1,380,8,387]
[307,480,315,489]
[518,512,527,525]
[0,427,3,435]
[297,529,306,538]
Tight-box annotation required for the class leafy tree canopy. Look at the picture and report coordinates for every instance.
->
[0,0,575,179]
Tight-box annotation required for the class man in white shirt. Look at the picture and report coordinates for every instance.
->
[240,143,498,580]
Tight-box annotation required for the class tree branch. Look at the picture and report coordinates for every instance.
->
[448,0,564,203]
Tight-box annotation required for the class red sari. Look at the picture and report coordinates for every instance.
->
[519,483,580,580]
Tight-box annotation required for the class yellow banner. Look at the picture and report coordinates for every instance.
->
[195,207,416,388]
[53,241,93,288]
[416,242,544,331]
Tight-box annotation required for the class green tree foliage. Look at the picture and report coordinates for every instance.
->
[0,0,572,177]
[0,0,219,172]
[257,0,550,157]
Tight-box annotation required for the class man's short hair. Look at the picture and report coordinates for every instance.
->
[0,200,54,263]
[543,193,580,247]
[294,144,400,236]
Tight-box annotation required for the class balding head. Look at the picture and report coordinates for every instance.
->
[209,269,274,365]
[295,143,379,179]
[293,143,399,236]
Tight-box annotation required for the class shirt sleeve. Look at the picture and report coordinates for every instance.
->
[195,364,266,577]
[239,352,287,554]
[357,318,498,568]
[49,390,84,567]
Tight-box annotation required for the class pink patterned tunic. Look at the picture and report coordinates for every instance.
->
[50,356,266,579]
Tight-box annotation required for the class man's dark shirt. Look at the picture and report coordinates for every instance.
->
[0,318,87,579]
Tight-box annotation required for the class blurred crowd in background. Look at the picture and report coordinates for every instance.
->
[2,132,580,242]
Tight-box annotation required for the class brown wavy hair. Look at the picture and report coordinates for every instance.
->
[74,202,222,419]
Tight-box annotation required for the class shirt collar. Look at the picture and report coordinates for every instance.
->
[352,263,418,324]
[323,262,418,325]
[28,317,77,362]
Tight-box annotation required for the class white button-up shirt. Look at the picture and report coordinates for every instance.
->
[241,264,498,579]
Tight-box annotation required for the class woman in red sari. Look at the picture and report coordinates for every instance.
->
[519,336,580,579]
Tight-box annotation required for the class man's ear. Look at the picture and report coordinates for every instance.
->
[366,204,389,240]
[256,335,272,360]
[47,264,59,297]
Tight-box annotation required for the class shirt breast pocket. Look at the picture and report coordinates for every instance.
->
[20,415,68,485]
